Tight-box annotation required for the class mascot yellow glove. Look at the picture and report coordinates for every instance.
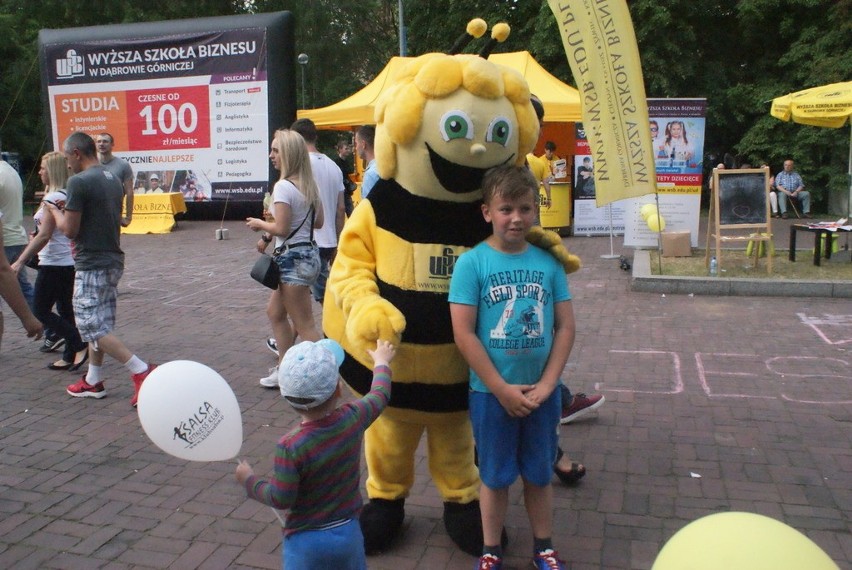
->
[346,296,406,349]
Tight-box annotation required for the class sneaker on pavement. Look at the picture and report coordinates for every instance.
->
[66,376,106,399]
[266,337,279,356]
[259,366,279,388]
[475,553,502,570]
[532,549,565,570]
[131,364,158,408]
[40,335,66,353]
[561,392,605,424]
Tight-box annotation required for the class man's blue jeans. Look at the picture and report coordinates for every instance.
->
[4,244,34,308]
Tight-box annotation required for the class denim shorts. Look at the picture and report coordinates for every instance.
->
[469,387,560,488]
[274,244,321,287]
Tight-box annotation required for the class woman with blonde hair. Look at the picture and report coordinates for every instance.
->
[247,129,324,387]
[11,151,87,370]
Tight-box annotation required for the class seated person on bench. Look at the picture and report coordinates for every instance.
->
[775,159,810,219]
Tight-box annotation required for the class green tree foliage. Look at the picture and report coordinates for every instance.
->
[1,0,849,210]
[732,0,852,211]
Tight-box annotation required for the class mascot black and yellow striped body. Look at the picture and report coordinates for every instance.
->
[323,175,488,510]
[328,179,489,414]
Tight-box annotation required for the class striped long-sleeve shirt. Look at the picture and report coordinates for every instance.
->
[243,365,391,535]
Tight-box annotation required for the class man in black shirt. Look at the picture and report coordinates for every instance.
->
[332,139,356,216]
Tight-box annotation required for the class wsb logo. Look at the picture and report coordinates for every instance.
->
[429,247,459,280]
[56,49,86,79]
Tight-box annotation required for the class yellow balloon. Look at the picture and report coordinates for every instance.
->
[640,203,658,220]
[646,213,666,232]
[653,512,839,570]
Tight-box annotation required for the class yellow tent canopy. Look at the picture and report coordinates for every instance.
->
[297,51,581,129]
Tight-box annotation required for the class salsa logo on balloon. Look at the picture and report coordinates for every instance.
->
[172,401,226,449]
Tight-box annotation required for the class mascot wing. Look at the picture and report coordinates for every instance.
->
[526,226,582,274]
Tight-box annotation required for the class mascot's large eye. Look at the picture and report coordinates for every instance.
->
[485,116,512,147]
[439,110,474,141]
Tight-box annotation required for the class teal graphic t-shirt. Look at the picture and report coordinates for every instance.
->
[448,242,571,393]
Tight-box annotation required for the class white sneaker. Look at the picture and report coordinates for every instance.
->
[259,366,279,388]
[266,337,279,356]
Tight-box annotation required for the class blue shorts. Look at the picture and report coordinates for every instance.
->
[274,244,320,287]
[283,518,366,570]
[470,387,560,488]
[73,268,123,342]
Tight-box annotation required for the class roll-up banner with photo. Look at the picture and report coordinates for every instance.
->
[573,99,706,241]
[38,12,294,218]
[622,98,706,247]
[572,123,627,236]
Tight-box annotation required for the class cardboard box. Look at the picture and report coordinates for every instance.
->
[661,231,692,257]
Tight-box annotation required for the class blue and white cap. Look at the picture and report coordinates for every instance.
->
[278,339,345,410]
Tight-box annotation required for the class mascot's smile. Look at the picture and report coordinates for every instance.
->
[426,142,515,194]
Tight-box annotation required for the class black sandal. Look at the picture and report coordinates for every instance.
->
[68,349,89,372]
[554,447,586,485]
[48,359,74,371]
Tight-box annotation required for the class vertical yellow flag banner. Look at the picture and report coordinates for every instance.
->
[547,0,656,207]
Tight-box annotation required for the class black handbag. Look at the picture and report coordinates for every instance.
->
[249,205,314,289]
[250,254,280,289]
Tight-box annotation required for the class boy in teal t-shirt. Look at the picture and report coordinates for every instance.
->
[449,165,574,570]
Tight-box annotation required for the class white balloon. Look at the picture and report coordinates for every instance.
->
[137,361,243,462]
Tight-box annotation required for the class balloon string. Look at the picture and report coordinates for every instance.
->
[271,507,285,527]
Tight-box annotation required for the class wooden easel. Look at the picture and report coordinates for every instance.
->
[704,168,773,274]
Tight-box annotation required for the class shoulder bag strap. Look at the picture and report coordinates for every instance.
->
[284,205,314,242]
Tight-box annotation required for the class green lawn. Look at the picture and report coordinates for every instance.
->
[650,248,852,280]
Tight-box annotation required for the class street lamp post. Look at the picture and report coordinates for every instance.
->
[398,0,407,56]
[297,53,309,108]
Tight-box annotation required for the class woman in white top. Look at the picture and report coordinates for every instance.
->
[11,152,87,370]
[247,129,325,387]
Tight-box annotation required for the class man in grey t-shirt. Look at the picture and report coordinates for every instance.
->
[50,131,155,406]
[0,159,34,306]
[96,132,134,227]
[0,211,42,350]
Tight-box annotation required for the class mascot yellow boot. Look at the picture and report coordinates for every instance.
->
[323,22,579,556]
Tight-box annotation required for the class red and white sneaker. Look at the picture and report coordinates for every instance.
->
[532,548,566,570]
[560,392,605,425]
[476,553,502,570]
[66,376,106,399]
[131,364,158,408]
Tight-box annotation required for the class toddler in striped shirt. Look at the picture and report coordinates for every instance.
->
[236,338,396,570]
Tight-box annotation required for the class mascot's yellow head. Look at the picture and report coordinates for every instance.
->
[374,32,539,203]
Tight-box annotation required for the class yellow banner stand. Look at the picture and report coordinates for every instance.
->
[121,193,188,235]
[540,181,572,236]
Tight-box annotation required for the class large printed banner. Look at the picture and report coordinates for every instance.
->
[39,13,294,207]
[572,122,627,236]
[547,0,656,207]
[623,99,706,247]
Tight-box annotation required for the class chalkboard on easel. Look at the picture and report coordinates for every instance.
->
[704,167,773,274]
[716,169,769,226]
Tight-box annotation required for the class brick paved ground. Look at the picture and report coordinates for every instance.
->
[1,218,850,569]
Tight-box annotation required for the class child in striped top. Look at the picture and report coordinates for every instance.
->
[236,338,396,570]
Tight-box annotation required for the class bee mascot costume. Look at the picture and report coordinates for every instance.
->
[323,20,580,555]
